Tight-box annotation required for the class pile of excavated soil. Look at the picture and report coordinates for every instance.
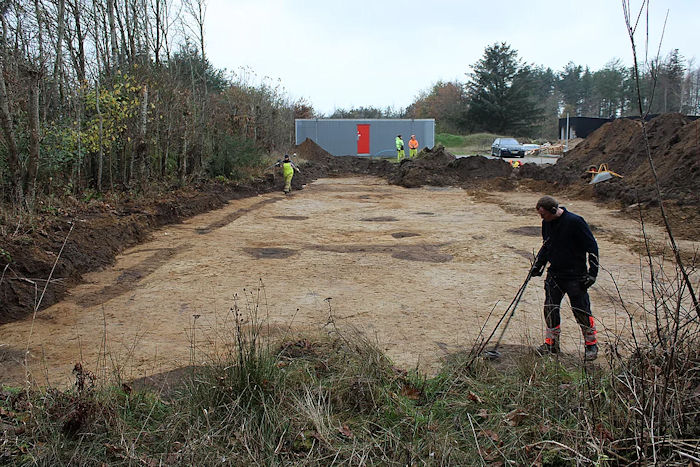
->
[293,138,396,179]
[521,113,700,206]
[294,138,334,162]
[391,145,513,188]
[390,145,456,187]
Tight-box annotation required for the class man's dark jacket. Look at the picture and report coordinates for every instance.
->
[536,208,599,279]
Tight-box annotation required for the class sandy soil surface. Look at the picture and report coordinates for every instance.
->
[2,176,696,387]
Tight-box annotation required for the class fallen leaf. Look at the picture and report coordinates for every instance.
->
[504,409,528,427]
[482,429,500,443]
[467,391,483,403]
[401,384,421,400]
[483,448,500,461]
[338,423,353,439]
[596,423,614,442]
[104,443,126,459]
[477,408,489,419]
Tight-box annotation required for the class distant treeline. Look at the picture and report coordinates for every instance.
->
[331,43,698,139]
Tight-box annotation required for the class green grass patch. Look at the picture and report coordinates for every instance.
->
[436,132,502,155]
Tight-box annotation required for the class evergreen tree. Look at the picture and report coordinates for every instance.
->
[464,42,543,135]
[530,66,560,138]
[558,62,584,115]
[659,49,685,112]
[591,59,628,117]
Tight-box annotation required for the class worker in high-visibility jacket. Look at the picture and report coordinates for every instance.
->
[395,135,405,162]
[408,135,419,158]
[275,154,300,194]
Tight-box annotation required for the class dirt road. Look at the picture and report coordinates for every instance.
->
[1,176,695,387]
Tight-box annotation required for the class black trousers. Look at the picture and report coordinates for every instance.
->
[543,274,597,345]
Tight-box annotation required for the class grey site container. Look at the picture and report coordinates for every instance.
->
[295,119,435,157]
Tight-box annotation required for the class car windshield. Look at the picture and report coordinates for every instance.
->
[501,138,519,145]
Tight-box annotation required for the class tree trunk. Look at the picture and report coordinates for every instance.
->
[179,121,187,184]
[152,0,161,64]
[25,67,42,209]
[126,0,135,61]
[0,19,23,204]
[70,0,86,83]
[162,117,170,178]
[54,0,66,101]
[197,0,205,63]
[114,0,129,62]
[33,0,44,65]
[95,80,104,192]
[134,84,148,188]
[107,0,118,68]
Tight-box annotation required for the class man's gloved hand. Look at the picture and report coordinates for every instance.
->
[530,264,544,277]
[582,274,596,289]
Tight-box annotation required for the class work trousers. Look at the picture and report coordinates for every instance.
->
[543,275,597,346]
[409,148,417,158]
[397,149,405,162]
[284,173,293,193]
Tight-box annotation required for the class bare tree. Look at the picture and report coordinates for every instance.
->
[0,5,23,204]
[106,0,118,68]
[66,0,86,83]
[24,65,42,207]
[52,0,66,103]
[183,0,205,61]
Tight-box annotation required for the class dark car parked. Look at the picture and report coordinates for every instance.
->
[491,138,525,158]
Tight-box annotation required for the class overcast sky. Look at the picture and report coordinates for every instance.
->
[205,0,699,115]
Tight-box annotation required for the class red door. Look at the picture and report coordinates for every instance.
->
[356,124,370,154]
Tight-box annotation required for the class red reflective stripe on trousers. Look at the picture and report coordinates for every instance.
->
[584,316,597,345]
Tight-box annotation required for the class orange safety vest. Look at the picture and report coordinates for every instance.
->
[408,138,419,149]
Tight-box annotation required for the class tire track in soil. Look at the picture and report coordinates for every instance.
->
[71,245,191,308]
[305,243,454,263]
[195,197,283,234]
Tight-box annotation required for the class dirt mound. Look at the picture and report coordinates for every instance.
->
[416,145,456,165]
[391,145,513,188]
[294,138,334,162]
[529,114,700,205]
[448,155,512,180]
[389,145,454,187]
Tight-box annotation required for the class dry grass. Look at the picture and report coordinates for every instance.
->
[1,279,697,465]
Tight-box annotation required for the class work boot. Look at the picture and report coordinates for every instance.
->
[536,341,560,355]
[584,344,598,361]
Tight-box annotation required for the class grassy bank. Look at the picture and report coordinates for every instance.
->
[436,133,500,156]
[2,310,697,465]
